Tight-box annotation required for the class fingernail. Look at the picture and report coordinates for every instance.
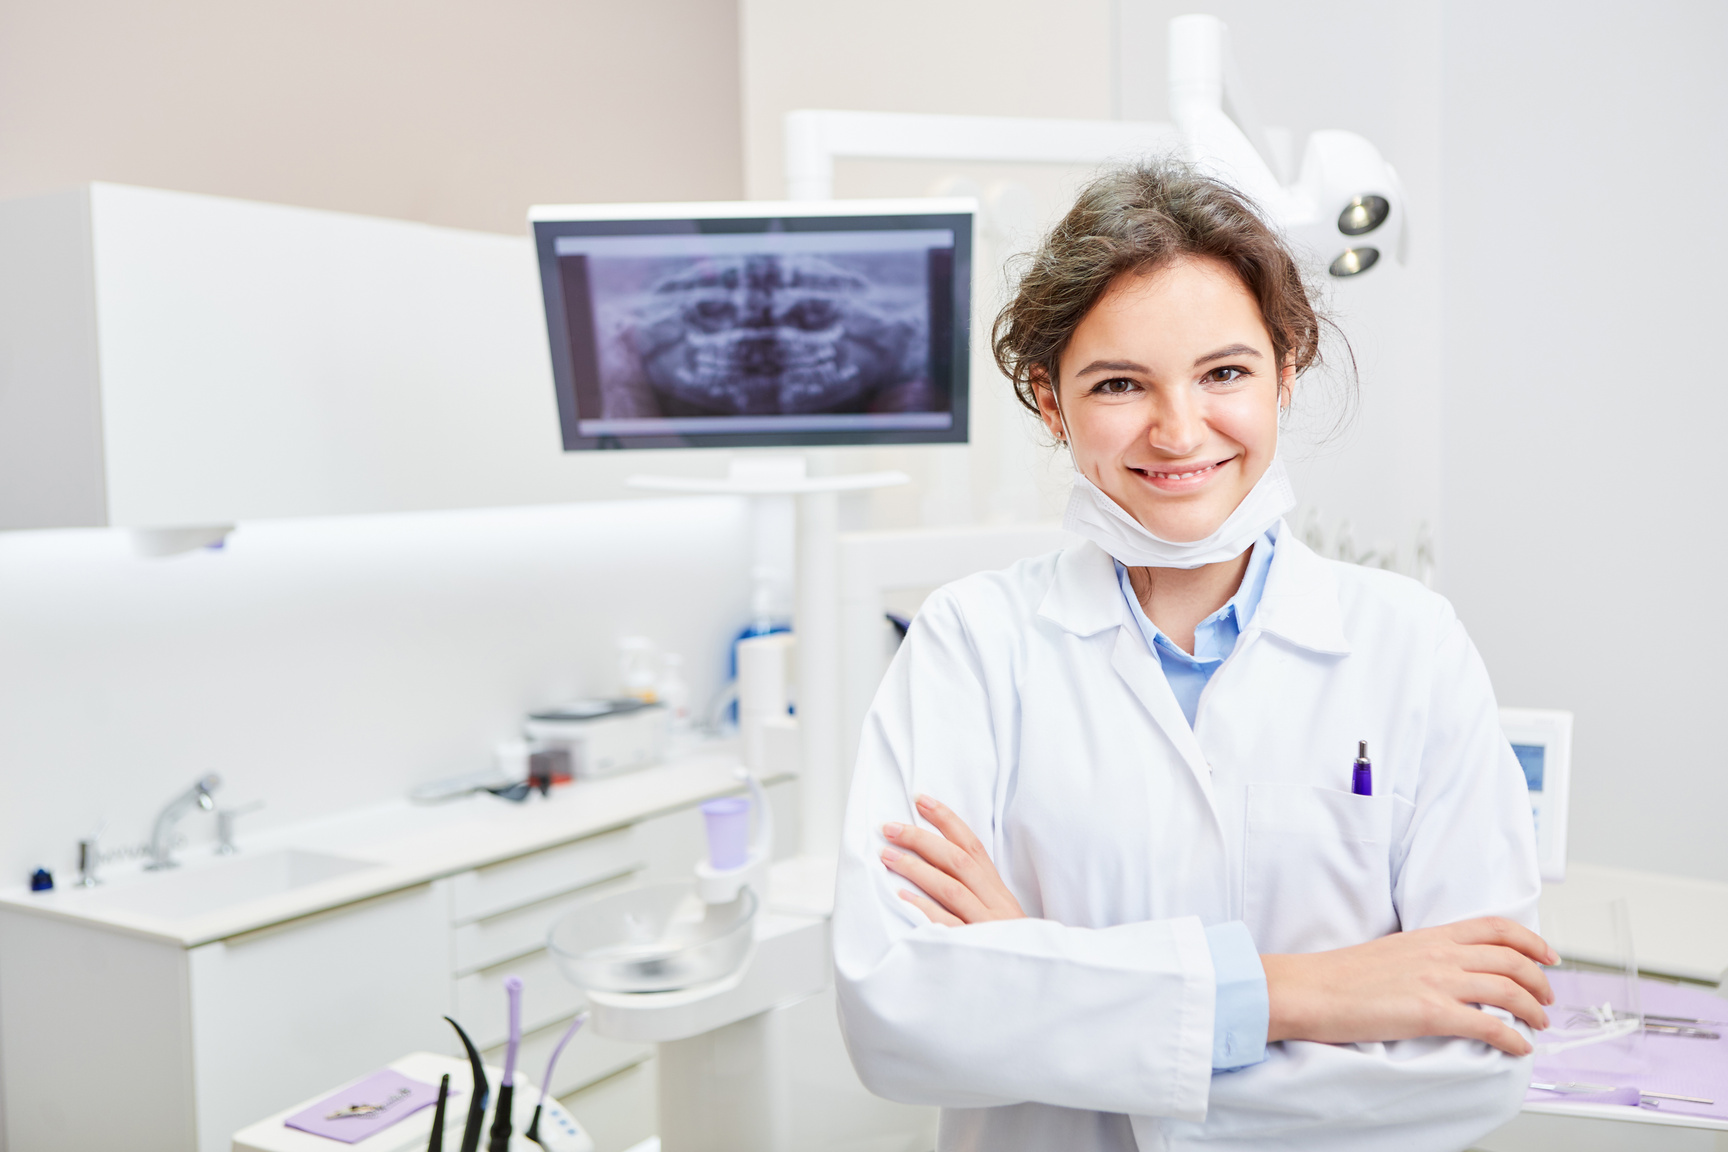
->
[880,847,900,862]
[915,794,934,809]
[884,822,903,838]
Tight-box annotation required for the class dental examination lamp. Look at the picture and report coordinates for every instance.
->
[1168,14,1406,277]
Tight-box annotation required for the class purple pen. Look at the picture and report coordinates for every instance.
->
[1351,741,1373,796]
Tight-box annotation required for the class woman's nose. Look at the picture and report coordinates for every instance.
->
[1145,392,1208,457]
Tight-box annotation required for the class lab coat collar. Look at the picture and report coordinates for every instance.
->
[1037,540,1129,637]
[1037,542,1223,816]
[1250,522,1353,656]
[1038,522,1352,656]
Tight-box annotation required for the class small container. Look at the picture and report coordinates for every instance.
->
[618,637,660,703]
[701,797,752,870]
[660,653,691,733]
[529,746,573,785]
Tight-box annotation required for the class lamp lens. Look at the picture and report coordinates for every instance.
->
[1329,247,1381,277]
[1337,195,1390,237]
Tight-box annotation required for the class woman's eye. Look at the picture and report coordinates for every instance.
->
[1204,366,1250,386]
[1091,378,1139,395]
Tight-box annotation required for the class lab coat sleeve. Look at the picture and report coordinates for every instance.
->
[1144,603,1542,1151]
[832,589,1217,1121]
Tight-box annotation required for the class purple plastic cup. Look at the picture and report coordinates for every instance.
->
[701,797,751,870]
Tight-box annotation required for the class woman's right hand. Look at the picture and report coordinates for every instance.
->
[1261,918,1558,1056]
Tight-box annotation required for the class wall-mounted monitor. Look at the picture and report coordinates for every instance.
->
[529,198,973,451]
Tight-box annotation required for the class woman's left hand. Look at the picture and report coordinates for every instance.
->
[881,794,1026,925]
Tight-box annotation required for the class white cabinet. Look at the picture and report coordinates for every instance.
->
[0,183,721,532]
[187,887,454,1152]
[0,883,449,1152]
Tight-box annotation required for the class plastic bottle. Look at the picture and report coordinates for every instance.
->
[726,569,791,725]
[660,652,691,733]
[618,636,660,702]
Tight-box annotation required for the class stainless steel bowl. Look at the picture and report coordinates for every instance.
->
[546,879,757,993]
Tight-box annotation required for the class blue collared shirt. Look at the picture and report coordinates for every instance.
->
[1113,533,1274,729]
[1116,532,1275,1072]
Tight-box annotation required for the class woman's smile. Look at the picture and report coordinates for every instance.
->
[1129,454,1238,493]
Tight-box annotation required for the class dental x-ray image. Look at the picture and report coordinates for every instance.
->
[551,227,958,442]
[613,251,927,417]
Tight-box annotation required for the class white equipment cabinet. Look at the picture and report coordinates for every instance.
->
[0,183,721,533]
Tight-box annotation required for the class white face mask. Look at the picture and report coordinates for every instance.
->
[1062,457,1295,569]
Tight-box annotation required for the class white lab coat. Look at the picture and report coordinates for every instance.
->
[833,526,1541,1152]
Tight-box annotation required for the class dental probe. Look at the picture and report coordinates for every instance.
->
[488,976,523,1152]
[526,1011,590,1146]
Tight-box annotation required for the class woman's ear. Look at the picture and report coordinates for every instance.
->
[1278,356,1298,413]
[1031,369,1066,443]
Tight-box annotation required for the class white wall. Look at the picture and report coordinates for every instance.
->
[1441,1,1728,881]
[0,498,753,887]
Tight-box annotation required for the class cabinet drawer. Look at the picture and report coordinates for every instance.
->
[450,826,642,924]
[483,1012,650,1099]
[455,947,585,1049]
[454,872,638,976]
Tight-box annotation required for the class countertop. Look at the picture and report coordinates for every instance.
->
[8,756,1721,984]
[0,741,775,948]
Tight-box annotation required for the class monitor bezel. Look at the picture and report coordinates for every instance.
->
[530,198,975,452]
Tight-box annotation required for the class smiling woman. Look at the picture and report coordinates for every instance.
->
[832,162,1549,1152]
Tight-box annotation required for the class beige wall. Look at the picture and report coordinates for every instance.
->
[0,0,743,235]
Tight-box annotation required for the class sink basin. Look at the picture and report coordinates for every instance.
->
[80,849,378,920]
[547,879,756,992]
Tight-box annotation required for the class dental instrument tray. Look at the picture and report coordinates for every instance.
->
[546,879,756,993]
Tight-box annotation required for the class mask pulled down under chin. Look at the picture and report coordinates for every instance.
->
[1061,458,1296,569]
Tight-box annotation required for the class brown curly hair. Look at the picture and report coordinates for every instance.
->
[991,160,1345,416]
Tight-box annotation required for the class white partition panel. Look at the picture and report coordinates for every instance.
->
[0,183,729,531]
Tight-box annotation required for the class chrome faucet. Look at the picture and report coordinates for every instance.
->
[145,774,221,870]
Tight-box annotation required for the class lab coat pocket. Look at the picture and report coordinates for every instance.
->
[1242,784,1400,954]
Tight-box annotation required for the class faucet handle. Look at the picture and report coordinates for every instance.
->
[215,799,264,855]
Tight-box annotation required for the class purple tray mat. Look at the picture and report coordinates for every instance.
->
[1530,971,1728,1121]
[284,1068,454,1144]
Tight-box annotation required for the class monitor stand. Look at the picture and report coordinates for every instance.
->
[625,455,907,858]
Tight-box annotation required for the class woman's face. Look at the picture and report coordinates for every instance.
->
[1037,257,1291,544]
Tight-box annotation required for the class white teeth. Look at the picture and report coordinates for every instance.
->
[1149,462,1217,480]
